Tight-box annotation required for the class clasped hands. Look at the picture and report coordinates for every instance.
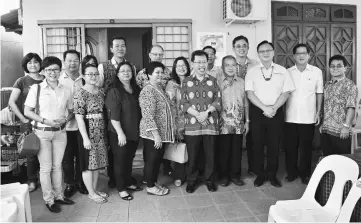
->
[262,105,277,118]
[196,111,210,126]
[48,117,67,128]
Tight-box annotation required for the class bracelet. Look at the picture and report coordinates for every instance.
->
[343,123,351,129]
[65,117,68,123]
[42,118,45,124]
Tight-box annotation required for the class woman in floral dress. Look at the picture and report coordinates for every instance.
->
[74,63,108,203]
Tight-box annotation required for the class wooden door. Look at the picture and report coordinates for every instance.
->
[142,29,152,69]
[85,28,108,63]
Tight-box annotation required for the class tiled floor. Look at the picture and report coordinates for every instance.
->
[30,151,315,222]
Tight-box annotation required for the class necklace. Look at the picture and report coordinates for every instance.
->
[260,67,273,81]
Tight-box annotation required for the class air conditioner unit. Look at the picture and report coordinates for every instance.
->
[222,0,269,25]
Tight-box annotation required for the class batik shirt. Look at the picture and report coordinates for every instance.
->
[136,66,171,89]
[321,76,358,136]
[218,76,248,134]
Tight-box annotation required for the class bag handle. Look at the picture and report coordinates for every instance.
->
[33,84,41,128]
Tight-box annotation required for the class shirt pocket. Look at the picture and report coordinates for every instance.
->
[38,93,50,111]
[305,77,317,93]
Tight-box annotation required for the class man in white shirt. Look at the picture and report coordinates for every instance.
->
[285,44,323,185]
[245,40,295,188]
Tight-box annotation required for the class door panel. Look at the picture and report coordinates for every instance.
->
[85,28,108,63]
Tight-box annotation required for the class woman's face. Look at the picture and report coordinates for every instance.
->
[117,64,133,82]
[175,60,188,77]
[27,58,41,73]
[149,67,163,84]
[83,66,99,85]
[43,64,61,82]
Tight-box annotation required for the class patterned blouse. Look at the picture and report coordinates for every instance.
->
[321,76,358,136]
[180,74,221,136]
[139,83,175,142]
[165,80,184,133]
[218,76,248,134]
[136,67,171,89]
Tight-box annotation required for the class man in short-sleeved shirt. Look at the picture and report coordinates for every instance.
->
[320,55,358,155]
[245,40,295,188]
[284,44,323,184]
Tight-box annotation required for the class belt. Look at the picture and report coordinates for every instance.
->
[85,113,103,119]
[34,125,65,131]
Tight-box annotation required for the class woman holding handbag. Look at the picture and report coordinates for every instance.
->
[24,56,75,213]
[8,53,44,192]
[165,57,191,186]
[139,61,175,196]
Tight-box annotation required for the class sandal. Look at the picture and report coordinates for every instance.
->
[88,194,107,204]
[146,186,169,196]
[155,183,169,193]
[126,185,143,191]
[96,191,109,198]
[118,191,133,201]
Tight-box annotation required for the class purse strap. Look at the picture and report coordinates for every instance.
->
[33,84,41,128]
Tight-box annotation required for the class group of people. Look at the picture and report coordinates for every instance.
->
[8,34,357,213]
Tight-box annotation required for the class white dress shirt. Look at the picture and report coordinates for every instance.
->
[286,64,323,124]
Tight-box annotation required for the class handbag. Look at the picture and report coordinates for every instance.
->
[17,84,41,156]
[163,140,188,163]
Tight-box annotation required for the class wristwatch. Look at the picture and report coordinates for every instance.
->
[343,123,351,129]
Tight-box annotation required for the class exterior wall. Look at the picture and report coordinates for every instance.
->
[1,26,23,88]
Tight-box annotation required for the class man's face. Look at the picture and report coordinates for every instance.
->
[192,55,208,76]
[110,39,126,59]
[232,39,249,58]
[64,53,80,73]
[203,48,216,65]
[149,46,164,62]
[329,59,346,78]
[293,46,310,66]
[257,43,274,63]
[222,58,237,77]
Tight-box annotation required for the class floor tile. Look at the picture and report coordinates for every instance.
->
[129,210,162,222]
[214,184,234,192]
[156,196,187,210]
[244,199,277,215]
[189,206,224,222]
[211,191,242,205]
[226,216,258,222]
[260,186,299,201]
[35,217,67,222]
[181,184,209,194]
[31,204,66,221]
[96,214,128,222]
[184,194,215,208]
[218,203,253,220]
[255,214,269,222]
[99,201,129,216]
[66,216,97,222]
[235,189,268,202]
[165,186,184,196]
[231,178,257,191]
[129,197,159,212]
[160,209,193,222]
[63,202,101,218]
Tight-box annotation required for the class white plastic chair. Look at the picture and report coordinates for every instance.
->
[268,155,359,222]
[336,178,361,222]
[0,197,18,222]
[351,111,361,154]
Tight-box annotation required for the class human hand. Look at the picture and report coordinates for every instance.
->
[340,127,350,139]
[196,112,208,123]
[176,128,184,140]
[154,134,162,149]
[315,112,321,126]
[200,119,210,126]
[46,119,61,128]
[244,122,250,135]
[21,118,29,124]
[118,133,127,146]
[83,138,92,150]
[262,106,274,118]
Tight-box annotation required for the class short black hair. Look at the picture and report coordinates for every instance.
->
[41,56,62,70]
[63,50,80,61]
[21,53,42,73]
[232,35,249,47]
[81,55,98,72]
[110,36,127,48]
[202,46,216,54]
[329,54,348,67]
[257,40,274,52]
[293,43,310,55]
[171,56,191,84]
[222,55,237,67]
[191,50,208,62]
[146,61,165,79]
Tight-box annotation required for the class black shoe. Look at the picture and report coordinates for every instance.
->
[269,178,282,188]
[77,184,89,195]
[285,175,297,182]
[254,176,265,187]
[231,177,245,186]
[45,203,61,213]
[248,170,256,176]
[108,180,116,189]
[55,197,75,205]
[186,183,196,193]
[301,176,310,185]
[205,181,217,192]
[64,185,77,198]
[220,178,230,187]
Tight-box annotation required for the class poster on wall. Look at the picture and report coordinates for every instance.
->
[197,32,226,66]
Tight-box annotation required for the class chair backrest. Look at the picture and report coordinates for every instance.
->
[302,155,359,214]
[336,178,361,222]
[353,111,361,129]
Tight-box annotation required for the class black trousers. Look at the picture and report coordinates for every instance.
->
[173,162,186,181]
[251,105,283,179]
[108,131,138,192]
[185,135,215,183]
[321,133,351,156]
[285,123,315,178]
[246,131,253,171]
[62,131,81,185]
[143,138,165,187]
[220,134,243,179]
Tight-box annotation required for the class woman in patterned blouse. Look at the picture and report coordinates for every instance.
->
[139,61,175,196]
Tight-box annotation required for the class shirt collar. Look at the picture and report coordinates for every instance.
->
[40,80,63,89]
[61,71,83,80]
[236,57,252,66]
[329,75,346,84]
[290,64,312,72]
[260,62,275,69]
[221,74,240,82]
[191,71,211,80]
[111,57,127,66]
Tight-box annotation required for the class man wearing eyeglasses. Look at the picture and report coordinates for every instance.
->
[136,45,171,89]
[285,43,323,185]
[320,55,357,156]
[245,40,295,188]
[59,50,88,198]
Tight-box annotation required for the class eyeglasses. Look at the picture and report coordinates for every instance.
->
[258,49,274,54]
[44,69,61,74]
[150,53,164,57]
[224,64,237,68]
[330,65,345,69]
[66,60,80,63]
[295,52,308,56]
[234,45,248,49]
[84,73,100,77]
[118,70,132,74]
[193,61,207,65]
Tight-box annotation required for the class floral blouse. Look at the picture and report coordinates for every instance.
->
[165,80,185,134]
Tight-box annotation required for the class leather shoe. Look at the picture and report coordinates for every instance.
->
[64,185,77,198]
[220,178,230,187]
[254,176,265,187]
[285,175,297,182]
[205,182,217,192]
[77,184,89,195]
[45,203,61,213]
[55,197,75,205]
[186,183,196,193]
[301,176,310,185]
[269,178,282,188]
[231,177,245,186]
